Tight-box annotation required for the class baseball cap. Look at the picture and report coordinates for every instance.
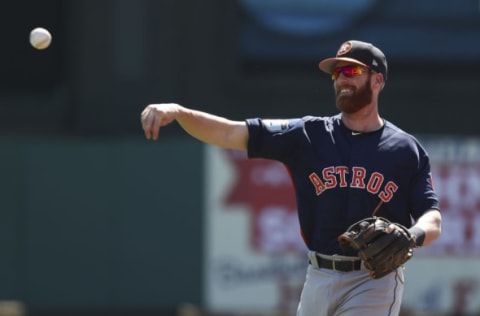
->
[319,40,388,81]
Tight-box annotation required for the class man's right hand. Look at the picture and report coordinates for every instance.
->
[141,103,181,140]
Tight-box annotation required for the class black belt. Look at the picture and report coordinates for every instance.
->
[311,253,362,272]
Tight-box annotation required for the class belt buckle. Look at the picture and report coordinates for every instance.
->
[332,259,338,271]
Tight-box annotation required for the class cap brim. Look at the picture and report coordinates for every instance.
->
[318,57,368,74]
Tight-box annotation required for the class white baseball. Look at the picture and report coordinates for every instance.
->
[29,27,52,50]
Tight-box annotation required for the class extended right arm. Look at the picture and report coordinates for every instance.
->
[141,103,248,151]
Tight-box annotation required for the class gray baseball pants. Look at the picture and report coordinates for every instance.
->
[296,252,404,316]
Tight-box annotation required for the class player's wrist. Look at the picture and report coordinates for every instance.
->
[408,226,426,247]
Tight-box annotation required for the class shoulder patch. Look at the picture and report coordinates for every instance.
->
[263,119,289,133]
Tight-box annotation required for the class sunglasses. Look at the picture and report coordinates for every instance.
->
[331,65,369,81]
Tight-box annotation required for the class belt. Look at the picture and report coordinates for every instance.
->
[310,253,362,272]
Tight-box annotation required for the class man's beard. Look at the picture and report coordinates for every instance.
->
[335,76,373,114]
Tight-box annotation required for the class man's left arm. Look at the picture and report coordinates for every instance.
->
[408,209,442,247]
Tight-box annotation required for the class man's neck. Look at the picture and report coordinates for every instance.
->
[340,107,383,133]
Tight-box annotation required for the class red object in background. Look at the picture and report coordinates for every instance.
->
[223,150,304,254]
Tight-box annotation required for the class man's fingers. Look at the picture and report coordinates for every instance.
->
[141,108,154,140]
[141,104,178,140]
[386,224,396,234]
[151,113,161,140]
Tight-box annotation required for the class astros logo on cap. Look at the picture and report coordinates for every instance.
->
[337,41,352,56]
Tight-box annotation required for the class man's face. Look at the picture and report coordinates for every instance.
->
[333,65,373,114]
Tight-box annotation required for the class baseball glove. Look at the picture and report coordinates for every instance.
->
[338,217,416,279]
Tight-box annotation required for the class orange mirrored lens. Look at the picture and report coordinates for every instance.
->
[332,66,365,80]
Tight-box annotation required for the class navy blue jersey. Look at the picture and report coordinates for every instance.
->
[246,114,439,255]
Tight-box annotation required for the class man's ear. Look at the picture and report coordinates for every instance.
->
[374,73,385,90]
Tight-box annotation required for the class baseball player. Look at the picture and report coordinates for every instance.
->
[141,40,442,316]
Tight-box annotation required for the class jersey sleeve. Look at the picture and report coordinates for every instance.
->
[409,142,440,219]
[246,117,305,163]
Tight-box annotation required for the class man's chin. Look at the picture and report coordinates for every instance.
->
[336,99,368,114]
[337,106,356,114]
[336,97,354,113]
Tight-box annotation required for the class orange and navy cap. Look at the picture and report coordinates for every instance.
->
[319,40,388,81]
